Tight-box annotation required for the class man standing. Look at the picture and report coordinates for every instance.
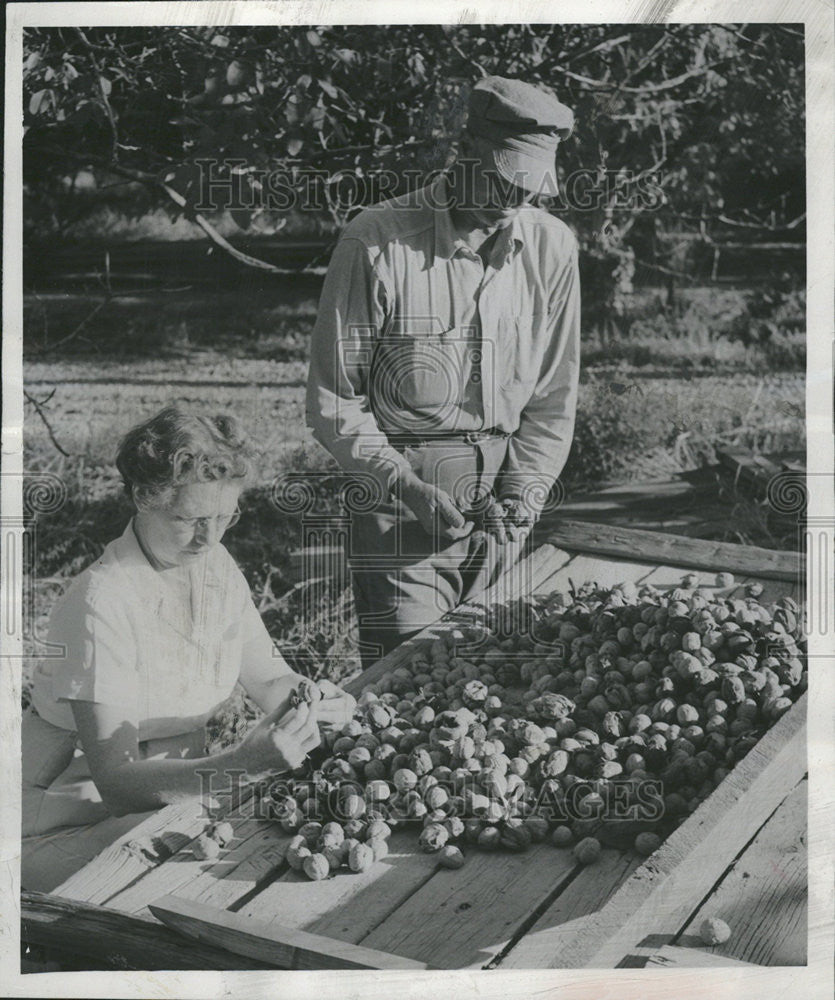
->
[306,76,581,667]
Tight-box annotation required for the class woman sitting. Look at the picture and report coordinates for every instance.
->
[22,404,355,891]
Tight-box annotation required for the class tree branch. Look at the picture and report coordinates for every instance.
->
[772,25,805,41]
[24,391,71,456]
[75,28,119,163]
[562,32,634,66]
[611,28,680,91]
[438,28,489,78]
[98,161,287,274]
[562,59,729,94]
[28,142,310,276]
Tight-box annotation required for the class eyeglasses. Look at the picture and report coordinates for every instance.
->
[169,507,241,533]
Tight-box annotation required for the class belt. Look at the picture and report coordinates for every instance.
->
[389,429,511,449]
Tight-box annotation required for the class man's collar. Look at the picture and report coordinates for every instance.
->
[429,172,524,266]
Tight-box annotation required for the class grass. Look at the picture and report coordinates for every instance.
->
[22,282,806,748]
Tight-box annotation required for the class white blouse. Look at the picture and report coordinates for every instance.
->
[31,518,272,742]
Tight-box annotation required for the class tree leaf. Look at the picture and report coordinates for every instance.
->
[287,137,304,155]
[318,79,339,99]
[230,206,251,230]
[334,48,359,66]
[28,89,48,115]
[308,105,326,130]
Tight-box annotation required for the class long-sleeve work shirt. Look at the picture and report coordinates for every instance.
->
[305,171,581,514]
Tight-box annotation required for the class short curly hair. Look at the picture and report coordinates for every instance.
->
[116,404,255,508]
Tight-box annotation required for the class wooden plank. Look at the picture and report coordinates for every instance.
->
[528,548,576,594]
[344,543,564,697]
[53,545,562,914]
[717,448,786,491]
[497,848,643,969]
[780,455,806,473]
[542,520,802,581]
[149,894,431,970]
[171,821,291,914]
[359,840,577,969]
[21,890,275,971]
[457,541,570,612]
[636,564,803,613]
[53,781,259,906]
[495,692,806,969]
[106,816,290,919]
[535,552,663,598]
[680,779,807,966]
[645,944,760,968]
[237,828,439,944]
[745,576,804,609]
[633,564,752,599]
[539,478,718,525]
[560,477,706,505]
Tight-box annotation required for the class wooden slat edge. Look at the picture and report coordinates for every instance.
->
[581,693,807,968]
[21,890,274,971]
[543,520,802,581]
[510,693,806,969]
[56,545,562,902]
[344,542,566,696]
[645,944,762,968]
[149,894,432,970]
[53,782,259,903]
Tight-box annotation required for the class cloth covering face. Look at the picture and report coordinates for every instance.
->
[30,517,268,741]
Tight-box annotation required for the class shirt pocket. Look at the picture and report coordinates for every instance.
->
[371,318,467,420]
[497,312,543,392]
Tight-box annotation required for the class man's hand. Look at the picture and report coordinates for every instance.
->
[397,469,473,540]
[483,498,511,544]
[501,497,536,540]
[475,496,536,545]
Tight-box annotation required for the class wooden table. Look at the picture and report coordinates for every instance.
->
[22,523,807,971]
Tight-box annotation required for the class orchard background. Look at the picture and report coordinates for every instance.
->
[21,23,806,737]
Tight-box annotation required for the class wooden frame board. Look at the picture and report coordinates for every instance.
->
[540,520,803,581]
[497,694,806,969]
[23,527,808,971]
[148,895,432,970]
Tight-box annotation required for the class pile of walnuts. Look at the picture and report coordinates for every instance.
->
[257,573,806,880]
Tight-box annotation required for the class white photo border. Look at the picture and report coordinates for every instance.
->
[2,2,832,998]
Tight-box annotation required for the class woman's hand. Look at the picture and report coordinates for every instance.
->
[237,701,321,775]
[314,679,357,733]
